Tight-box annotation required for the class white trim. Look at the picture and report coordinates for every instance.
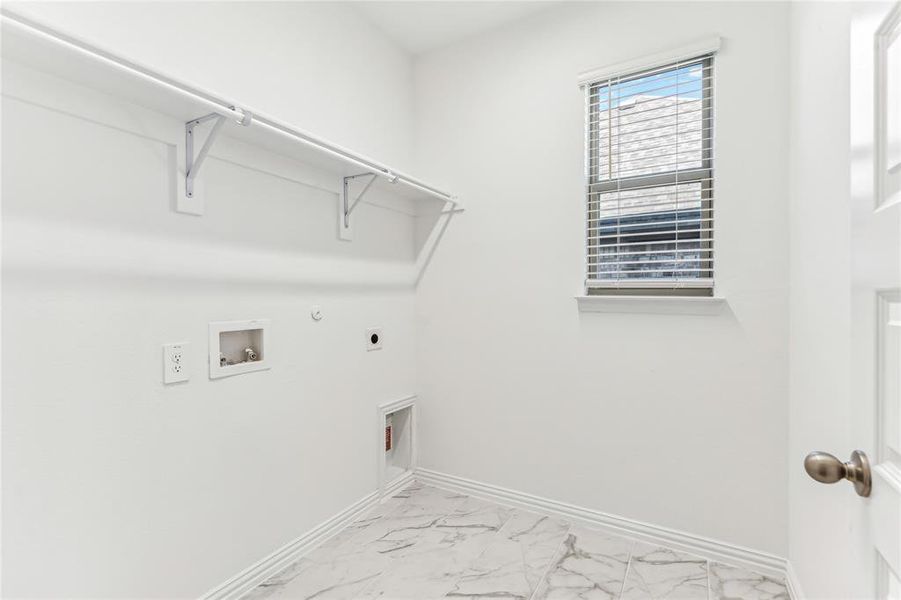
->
[575,294,726,315]
[876,290,901,462]
[415,468,789,582]
[877,554,892,600]
[875,3,901,208]
[872,463,901,587]
[578,36,722,86]
[199,490,379,600]
[785,560,806,600]
[876,462,901,492]
[383,469,416,499]
[377,395,417,499]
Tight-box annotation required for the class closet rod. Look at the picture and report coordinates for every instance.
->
[0,10,458,207]
[248,111,457,204]
[0,10,245,123]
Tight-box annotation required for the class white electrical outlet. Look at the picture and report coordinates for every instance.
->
[366,328,383,351]
[163,342,190,384]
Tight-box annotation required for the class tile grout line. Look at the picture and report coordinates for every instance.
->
[617,541,636,600]
[526,522,573,600]
[440,503,519,598]
[344,490,431,600]
[358,486,473,599]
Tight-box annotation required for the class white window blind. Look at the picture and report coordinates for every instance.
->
[585,53,715,295]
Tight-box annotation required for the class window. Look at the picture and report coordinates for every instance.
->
[585,52,715,296]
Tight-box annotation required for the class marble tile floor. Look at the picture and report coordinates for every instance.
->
[244,482,789,600]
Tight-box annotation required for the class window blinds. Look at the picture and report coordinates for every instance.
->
[586,54,714,293]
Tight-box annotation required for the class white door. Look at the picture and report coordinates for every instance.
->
[804,3,901,598]
[851,2,900,598]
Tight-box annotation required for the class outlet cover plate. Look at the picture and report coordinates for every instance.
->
[163,342,190,384]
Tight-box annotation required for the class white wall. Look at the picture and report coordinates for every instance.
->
[2,3,418,598]
[787,5,853,597]
[413,1,791,555]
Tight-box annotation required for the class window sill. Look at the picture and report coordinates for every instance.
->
[575,294,727,315]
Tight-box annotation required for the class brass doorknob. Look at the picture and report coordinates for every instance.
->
[803,450,871,497]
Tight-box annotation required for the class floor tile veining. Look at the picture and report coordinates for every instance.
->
[245,483,789,600]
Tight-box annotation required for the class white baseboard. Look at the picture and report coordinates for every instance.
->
[785,560,806,600]
[383,469,416,499]
[416,468,794,588]
[199,490,379,600]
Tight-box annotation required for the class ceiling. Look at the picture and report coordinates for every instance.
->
[351,1,554,55]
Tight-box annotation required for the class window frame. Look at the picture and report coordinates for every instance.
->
[583,51,716,297]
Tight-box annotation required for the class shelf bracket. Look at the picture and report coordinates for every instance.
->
[342,172,379,228]
[185,109,253,199]
[185,113,224,199]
